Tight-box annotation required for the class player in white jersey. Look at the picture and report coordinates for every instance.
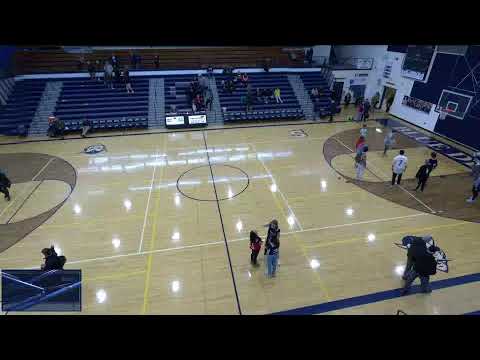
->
[391,150,408,186]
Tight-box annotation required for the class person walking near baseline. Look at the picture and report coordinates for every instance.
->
[414,160,430,192]
[391,150,408,186]
[355,146,368,180]
[383,130,395,156]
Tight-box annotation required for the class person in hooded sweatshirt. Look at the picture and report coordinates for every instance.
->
[249,230,263,266]
[401,235,438,295]
[40,246,66,271]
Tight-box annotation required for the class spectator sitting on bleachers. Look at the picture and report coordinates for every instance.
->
[193,94,205,112]
[48,117,65,139]
[274,88,283,104]
[224,79,235,94]
[17,124,29,137]
[311,87,319,101]
[256,88,263,103]
[263,88,273,104]
[77,56,85,71]
[154,55,160,69]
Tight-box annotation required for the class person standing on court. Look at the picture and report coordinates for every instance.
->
[401,235,435,280]
[249,230,263,266]
[355,135,366,154]
[466,176,480,203]
[264,219,280,278]
[0,169,11,201]
[471,152,480,180]
[344,91,351,108]
[355,146,368,180]
[391,150,408,186]
[383,130,394,156]
[414,159,430,192]
[427,152,438,174]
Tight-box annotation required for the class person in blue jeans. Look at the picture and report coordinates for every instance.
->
[401,243,438,296]
[264,219,280,278]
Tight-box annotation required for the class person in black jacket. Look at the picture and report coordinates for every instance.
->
[0,169,11,201]
[249,231,263,266]
[41,246,66,271]
[401,239,438,295]
[414,159,430,192]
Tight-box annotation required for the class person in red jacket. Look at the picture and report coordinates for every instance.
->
[355,136,366,153]
[249,230,263,266]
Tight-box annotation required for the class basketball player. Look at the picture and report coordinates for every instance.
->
[0,169,11,201]
[391,150,408,186]
[466,176,480,203]
[427,152,438,174]
[383,130,394,156]
[355,146,368,180]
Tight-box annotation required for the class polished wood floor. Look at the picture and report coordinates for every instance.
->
[1,114,479,315]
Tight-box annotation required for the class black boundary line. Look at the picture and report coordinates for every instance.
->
[6,180,44,224]
[0,119,351,147]
[176,164,250,202]
[202,131,242,315]
[0,154,78,254]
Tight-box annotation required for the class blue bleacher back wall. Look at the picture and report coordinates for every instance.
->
[409,45,480,149]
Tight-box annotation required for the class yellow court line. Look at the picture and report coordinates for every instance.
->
[304,221,468,249]
[251,152,332,301]
[142,139,167,314]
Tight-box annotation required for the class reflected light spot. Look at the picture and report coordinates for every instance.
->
[236,220,243,232]
[321,180,327,190]
[112,237,121,248]
[248,271,252,278]
[228,187,234,199]
[367,233,376,242]
[53,245,62,256]
[73,204,82,215]
[124,199,132,211]
[171,232,180,241]
[174,194,181,206]
[287,216,295,227]
[310,259,320,269]
[376,128,383,133]
[345,208,354,216]
[270,183,277,193]
[395,265,405,276]
[171,280,180,293]
[96,289,107,303]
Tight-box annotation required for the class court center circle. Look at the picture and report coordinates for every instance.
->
[176,164,250,202]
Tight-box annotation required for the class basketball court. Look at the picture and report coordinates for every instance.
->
[1,113,479,315]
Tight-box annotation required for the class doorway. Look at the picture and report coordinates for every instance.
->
[380,86,397,111]
[332,81,344,102]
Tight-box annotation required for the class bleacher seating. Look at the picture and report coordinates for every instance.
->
[164,75,201,114]
[55,77,149,132]
[299,72,337,117]
[216,73,304,122]
[0,79,47,135]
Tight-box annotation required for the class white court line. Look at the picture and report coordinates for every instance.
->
[249,142,304,231]
[32,158,55,181]
[0,158,56,220]
[333,137,436,214]
[137,152,159,253]
[46,212,428,267]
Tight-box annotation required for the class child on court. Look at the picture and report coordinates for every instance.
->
[249,230,262,266]
[427,152,438,174]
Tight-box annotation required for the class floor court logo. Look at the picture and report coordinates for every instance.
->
[290,129,307,138]
[84,144,106,154]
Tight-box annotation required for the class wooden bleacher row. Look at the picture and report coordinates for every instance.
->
[14,47,307,74]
